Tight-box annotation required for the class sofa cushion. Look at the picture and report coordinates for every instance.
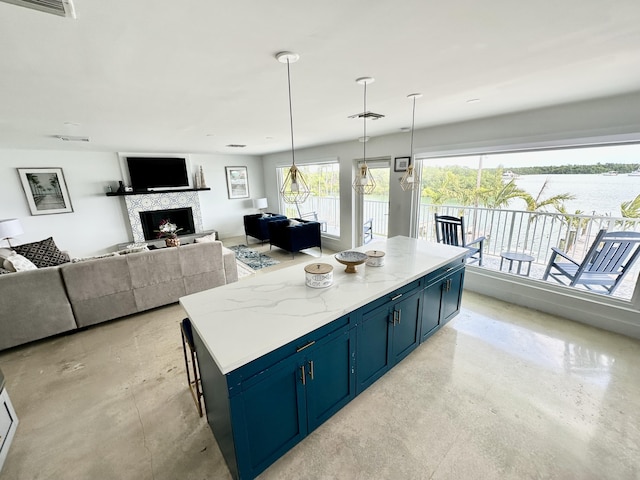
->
[13,237,70,268]
[3,252,38,272]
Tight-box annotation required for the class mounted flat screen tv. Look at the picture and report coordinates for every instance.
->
[126,157,190,191]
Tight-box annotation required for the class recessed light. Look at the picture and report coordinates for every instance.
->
[226,144,247,148]
[466,98,480,104]
[400,127,411,132]
[358,136,370,143]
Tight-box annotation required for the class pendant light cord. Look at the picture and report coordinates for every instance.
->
[286,58,296,166]
[363,81,367,165]
[409,95,416,167]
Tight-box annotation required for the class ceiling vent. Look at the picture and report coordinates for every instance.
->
[55,135,89,142]
[0,0,76,18]
[348,111,385,120]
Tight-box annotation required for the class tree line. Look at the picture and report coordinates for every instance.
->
[501,163,639,175]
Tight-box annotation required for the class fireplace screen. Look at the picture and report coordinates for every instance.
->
[140,208,195,240]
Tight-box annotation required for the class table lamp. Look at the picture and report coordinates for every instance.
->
[253,198,268,214]
[0,218,24,248]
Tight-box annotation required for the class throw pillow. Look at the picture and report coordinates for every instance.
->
[289,219,301,227]
[195,233,217,243]
[0,248,13,262]
[3,252,38,272]
[0,267,12,275]
[116,245,149,255]
[13,237,70,268]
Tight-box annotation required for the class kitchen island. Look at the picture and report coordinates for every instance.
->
[180,236,467,480]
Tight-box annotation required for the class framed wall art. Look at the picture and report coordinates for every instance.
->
[394,157,410,172]
[17,167,74,215]
[225,166,250,199]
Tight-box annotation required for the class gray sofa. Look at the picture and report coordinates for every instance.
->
[0,241,237,351]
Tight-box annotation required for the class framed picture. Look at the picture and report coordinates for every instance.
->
[225,166,250,199]
[17,167,74,215]
[394,157,410,172]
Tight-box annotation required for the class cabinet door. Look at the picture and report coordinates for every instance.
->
[390,290,421,364]
[233,356,307,478]
[306,328,355,432]
[440,268,464,325]
[356,305,392,394]
[420,280,443,342]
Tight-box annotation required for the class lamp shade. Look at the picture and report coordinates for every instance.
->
[253,198,268,210]
[0,218,24,240]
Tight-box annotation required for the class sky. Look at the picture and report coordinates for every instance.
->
[425,143,640,169]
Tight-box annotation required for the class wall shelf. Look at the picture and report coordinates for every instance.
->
[106,188,211,197]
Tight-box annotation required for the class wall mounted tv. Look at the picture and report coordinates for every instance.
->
[126,157,190,191]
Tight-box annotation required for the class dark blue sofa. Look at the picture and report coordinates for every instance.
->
[243,213,288,244]
[268,218,322,257]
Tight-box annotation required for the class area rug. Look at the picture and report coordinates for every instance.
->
[229,244,280,271]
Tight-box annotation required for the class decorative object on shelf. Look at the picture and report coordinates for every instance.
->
[400,93,423,191]
[276,51,311,205]
[352,77,376,195]
[0,218,23,248]
[304,263,334,288]
[365,249,385,267]
[195,165,207,189]
[253,197,268,214]
[17,167,74,215]
[117,180,126,193]
[225,166,249,199]
[335,250,369,273]
[155,219,182,247]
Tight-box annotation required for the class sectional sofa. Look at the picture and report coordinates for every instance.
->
[0,241,237,351]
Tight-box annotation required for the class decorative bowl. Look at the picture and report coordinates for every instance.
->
[335,251,369,273]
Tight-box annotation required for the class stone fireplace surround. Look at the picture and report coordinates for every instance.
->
[124,191,204,243]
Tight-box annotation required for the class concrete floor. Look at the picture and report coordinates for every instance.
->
[1,241,640,479]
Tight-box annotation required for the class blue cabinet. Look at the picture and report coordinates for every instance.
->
[420,261,465,342]
[193,261,464,480]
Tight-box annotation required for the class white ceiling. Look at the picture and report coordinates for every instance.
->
[1,0,640,156]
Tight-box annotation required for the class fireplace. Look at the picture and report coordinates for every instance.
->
[123,191,204,243]
[140,207,195,241]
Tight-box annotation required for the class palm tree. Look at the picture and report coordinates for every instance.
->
[519,178,575,253]
[619,194,640,229]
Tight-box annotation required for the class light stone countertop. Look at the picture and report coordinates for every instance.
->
[179,236,467,374]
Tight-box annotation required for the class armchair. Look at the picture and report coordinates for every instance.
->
[542,229,640,295]
[434,214,485,265]
[243,213,288,245]
[268,218,322,258]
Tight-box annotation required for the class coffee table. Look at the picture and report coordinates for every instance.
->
[500,251,534,276]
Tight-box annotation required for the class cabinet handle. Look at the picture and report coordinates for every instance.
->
[308,360,314,380]
[391,293,403,301]
[300,365,306,385]
[397,310,401,324]
[446,267,455,273]
[296,340,316,353]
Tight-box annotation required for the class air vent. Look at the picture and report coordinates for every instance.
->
[226,144,247,148]
[0,0,76,18]
[348,111,385,120]
[55,135,89,142]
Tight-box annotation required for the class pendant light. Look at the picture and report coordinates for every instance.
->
[400,93,423,191]
[276,51,310,204]
[352,77,376,195]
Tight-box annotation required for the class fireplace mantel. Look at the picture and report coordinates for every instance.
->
[106,187,210,197]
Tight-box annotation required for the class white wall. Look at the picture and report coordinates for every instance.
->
[1,150,263,256]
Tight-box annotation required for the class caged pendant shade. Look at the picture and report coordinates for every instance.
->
[352,77,376,195]
[400,93,422,191]
[276,51,310,205]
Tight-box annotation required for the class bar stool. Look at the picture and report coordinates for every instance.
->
[180,318,204,417]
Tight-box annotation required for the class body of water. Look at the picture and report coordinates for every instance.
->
[510,174,640,216]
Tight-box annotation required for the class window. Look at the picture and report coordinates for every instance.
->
[277,161,340,236]
[414,143,640,301]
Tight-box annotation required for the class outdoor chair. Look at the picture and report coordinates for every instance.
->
[363,218,374,244]
[434,214,485,265]
[542,229,640,295]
